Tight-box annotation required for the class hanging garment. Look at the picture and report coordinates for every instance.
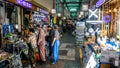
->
[27,42,36,66]
[24,17,29,30]
[12,54,23,68]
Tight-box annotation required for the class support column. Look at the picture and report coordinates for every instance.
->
[117,10,120,35]
[17,7,21,32]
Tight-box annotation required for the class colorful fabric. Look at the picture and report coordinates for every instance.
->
[27,42,36,66]
[28,48,36,65]
[28,34,37,66]
[28,34,37,49]
[53,40,60,63]
[37,29,46,61]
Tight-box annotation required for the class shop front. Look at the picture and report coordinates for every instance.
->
[32,8,49,26]
[80,0,120,68]
[0,0,39,68]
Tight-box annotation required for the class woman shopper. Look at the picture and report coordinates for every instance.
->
[36,25,46,63]
[52,25,60,64]
[28,28,37,68]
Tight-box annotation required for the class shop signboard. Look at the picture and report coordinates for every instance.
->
[96,0,105,8]
[86,8,111,24]
[89,9,98,19]
[6,0,32,8]
[32,12,47,22]
[39,9,49,15]
[103,14,111,24]
[16,0,32,8]
[86,8,103,24]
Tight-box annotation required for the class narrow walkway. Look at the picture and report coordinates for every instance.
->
[37,32,80,68]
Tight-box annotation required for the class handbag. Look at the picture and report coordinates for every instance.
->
[35,52,40,61]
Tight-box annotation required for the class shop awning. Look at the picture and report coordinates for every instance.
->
[60,0,89,18]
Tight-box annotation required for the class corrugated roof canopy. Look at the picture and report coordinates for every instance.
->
[60,0,88,18]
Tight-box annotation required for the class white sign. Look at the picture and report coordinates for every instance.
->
[89,9,98,19]
[82,4,88,11]
[86,8,103,23]
[51,9,56,14]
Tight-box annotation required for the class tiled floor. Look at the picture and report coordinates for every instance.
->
[37,32,81,68]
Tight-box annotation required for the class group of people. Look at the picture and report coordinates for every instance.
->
[26,24,60,68]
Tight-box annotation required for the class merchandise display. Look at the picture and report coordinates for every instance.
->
[75,22,85,45]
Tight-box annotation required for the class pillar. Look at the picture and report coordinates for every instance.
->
[117,10,120,35]
[17,7,21,32]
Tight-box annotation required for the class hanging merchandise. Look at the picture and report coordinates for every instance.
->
[88,27,94,34]
[11,55,23,68]
[75,21,85,45]
[24,17,29,30]
[2,24,13,36]
[83,45,98,68]
[5,3,14,21]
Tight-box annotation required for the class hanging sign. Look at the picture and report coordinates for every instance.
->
[51,9,56,14]
[103,14,111,24]
[16,0,32,8]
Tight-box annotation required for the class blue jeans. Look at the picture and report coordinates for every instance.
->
[53,40,60,63]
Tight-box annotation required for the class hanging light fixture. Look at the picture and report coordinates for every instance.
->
[57,13,61,17]
[80,11,84,15]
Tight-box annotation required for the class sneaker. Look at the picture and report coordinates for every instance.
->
[52,62,56,64]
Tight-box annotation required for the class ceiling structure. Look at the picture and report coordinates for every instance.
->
[60,0,89,18]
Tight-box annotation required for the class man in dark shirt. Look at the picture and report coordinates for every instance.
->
[47,26,55,58]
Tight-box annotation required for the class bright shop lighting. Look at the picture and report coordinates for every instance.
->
[57,13,61,17]
[80,11,84,15]
[78,15,81,18]
[15,24,18,29]
[114,8,117,12]
[63,17,66,20]
[109,10,111,12]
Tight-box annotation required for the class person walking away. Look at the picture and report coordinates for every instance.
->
[47,26,55,58]
[52,25,60,64]
[28,28,37,68]
[36,25,46,63]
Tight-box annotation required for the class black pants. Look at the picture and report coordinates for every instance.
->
[48,41,52,57]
